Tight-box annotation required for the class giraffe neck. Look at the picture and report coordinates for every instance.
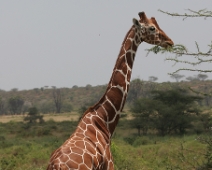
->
[84,26,142,137]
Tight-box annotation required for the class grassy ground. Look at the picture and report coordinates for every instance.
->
[0,114,208,170]
[112,136,206,170]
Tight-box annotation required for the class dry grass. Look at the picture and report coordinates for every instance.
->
[0,112,80,123]
[0,115,24,123]
[43,112,79,122]
[0,111,135,123]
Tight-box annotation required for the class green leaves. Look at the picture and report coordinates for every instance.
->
[146,44,187,56]
[146,42,212,74]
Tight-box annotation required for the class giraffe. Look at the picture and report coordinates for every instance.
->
[47,12,174,170]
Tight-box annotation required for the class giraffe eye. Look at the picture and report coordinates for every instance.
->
[149,26,155,31]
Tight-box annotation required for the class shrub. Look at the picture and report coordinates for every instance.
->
[36,127,51,136]
[123,137,136,145]
[0,156,16,170]
[111,141,139,170]
[132,136,152,147]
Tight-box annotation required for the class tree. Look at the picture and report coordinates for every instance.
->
[0,97,5,115]
[127,78,143,102]
[170,74,184,82]
[39,101,55,114]
[10,88,18,92]
[24,107,44,124]
[148,76,159,92]
[198,113,212,132]
[152,88,202,135]
[186,76,199,82]
[130,98,155,135]
[52,87,63,113]
[202,84,212,107]
[186,74,208,82]
[148,76,158,82]
[131,88,202,136]
[85,84,92,90]
[61,102,73,113]
[8,96,24,114]
[197,74,208,81]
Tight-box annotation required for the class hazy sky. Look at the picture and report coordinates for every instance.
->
[1,1,212,91]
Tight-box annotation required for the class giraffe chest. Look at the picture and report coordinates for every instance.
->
[48,133,114,170]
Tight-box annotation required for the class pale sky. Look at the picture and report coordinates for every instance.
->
[1,1,212,91]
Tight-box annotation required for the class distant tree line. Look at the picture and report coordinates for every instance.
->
[0,88,73,115]
[0,74,211,115]
[127,75,212,107]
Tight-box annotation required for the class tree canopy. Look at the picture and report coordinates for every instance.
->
[131,88,203,136]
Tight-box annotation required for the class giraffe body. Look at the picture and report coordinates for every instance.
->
[47,12,174,170]
[47,111,112,170]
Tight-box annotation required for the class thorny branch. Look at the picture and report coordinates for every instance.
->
[158,9,212,20]
[188,86,212,97]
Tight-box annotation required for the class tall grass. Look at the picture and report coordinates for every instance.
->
[0,120,208,170]
[112,136,206,170]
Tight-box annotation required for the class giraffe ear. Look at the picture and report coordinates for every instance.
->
[133,18,141,28]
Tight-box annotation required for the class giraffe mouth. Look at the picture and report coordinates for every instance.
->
[162,40,174,48]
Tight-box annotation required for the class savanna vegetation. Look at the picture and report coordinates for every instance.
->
[0,113,211,170]
[0,76,212,116]
[1,77,212,169]
[1,8,212,170]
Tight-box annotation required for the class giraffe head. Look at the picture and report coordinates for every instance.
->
[133,12,174,48]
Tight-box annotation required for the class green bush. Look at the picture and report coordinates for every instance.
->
[123,136,136,145]
[0,135,5,141]
[132,136,152,146]
[36,127,51,136]
[196,135,212,169]
[111,140,141,170]
[0,156,16,170]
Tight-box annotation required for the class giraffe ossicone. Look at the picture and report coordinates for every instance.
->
[47,11,174,170]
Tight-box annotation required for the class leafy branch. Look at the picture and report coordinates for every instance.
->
[158,9,212,20]
[146,42,212,74]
